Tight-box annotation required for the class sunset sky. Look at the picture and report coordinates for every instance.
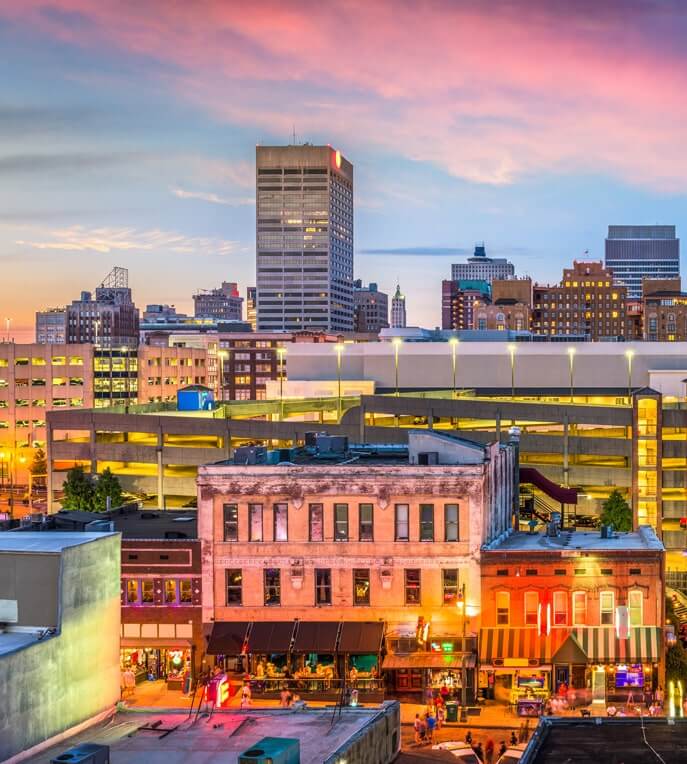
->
[2,0,686,337]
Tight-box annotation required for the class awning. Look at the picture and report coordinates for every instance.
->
[121,638,193,649]
[338,622,384,654]
[572,627,662,663]
[479,628,568,665]
[552,633,588,665]
[292,621,340,653]
[382,653,476,670]
[247,621,295,654]
[206,622,250,655]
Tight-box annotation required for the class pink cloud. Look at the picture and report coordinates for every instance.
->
[5,0,687,189]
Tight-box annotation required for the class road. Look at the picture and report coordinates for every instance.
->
[400,722,526,760]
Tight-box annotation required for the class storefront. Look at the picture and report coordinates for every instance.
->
[205,621,250,674]
[120,638,194,691]
[338,621,384,701]
[382,651,476,702]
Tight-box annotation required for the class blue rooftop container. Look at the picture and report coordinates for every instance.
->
[177,385,214,412]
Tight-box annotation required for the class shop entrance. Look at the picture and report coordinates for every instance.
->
[555,666,569,692]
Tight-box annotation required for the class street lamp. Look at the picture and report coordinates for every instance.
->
[625,348,635,401]
[567,347,576,402]
[334,343,345,422]
[507,344,517,400]
[449,337,459,399]
[392,338,402,397]
[217,350,229,401]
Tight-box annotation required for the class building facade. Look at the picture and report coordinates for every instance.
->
[246,286,257,330]
[442,280,491,330]
[390,284,407,329]
[605,225,680,300]
[354,280,389,333]
[451,244,515,283]
[35,309,67,344]
[193,281,243,321]
[256,145,354,333]
[473,300,530,331]
[642,278,687,342]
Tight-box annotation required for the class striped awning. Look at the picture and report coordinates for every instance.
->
[572,627,661,663]
[479,628,569,665]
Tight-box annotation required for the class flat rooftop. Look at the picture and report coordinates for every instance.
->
[0,531,118,553]
[23,706,397,764]
[485,526,663,553]
[0,629,42,658]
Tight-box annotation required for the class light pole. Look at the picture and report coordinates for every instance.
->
[334,343,345,422]
[625,348,635,401]
[567,347,576,402]
[456,582,468,710]
[392,338,402,397]
[507,344,517,400]
[449,337,459,399]
[217,350,229,401]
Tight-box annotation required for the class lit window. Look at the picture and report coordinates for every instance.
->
[395,504,409,541]
[496,591,510,625]
[628,590,643,626]
[553,591,568,625]
[573,591,587,625]
[600,591,614,625]
[524,591,539,625]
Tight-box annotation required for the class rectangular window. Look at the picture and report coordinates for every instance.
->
[249,503,263,542]
[126,579,139,604]
[553,592,567,625]
[315,568,332,605]
[309,503,324,541]
[395,504,409,541]
[264,568,281,606]
[359,503,374,541]
[273,503,288,541]
[573,591,587,626]
[496,591,510,625]
[419,504,434,541]
[334,503,349,541]
[223,503,239,542]
[524,591,539,625]
[141,580,155,605]
[164,580,177,604]
[353,569,370,605]
[405,569,421,605]
[226,569,243,605]
[444,504,459,541]
[600,591,614,625]
[442,569,459,605]
[628,590,643,626]
[179,580,193,604]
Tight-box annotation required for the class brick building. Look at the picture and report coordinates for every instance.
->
[642,277,687,341]
[442,280,491,330]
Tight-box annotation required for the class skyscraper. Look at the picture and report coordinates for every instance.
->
[451,243,515,283]
[391,283,407,328]
[605,225,680,300]
[193,281,243,321]
[246,286,257,330]
[256,145,354,332]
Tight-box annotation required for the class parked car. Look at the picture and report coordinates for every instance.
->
[496,744,527,764]
[432,742,481,763]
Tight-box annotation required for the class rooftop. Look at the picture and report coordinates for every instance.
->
[0,630,43,658]
[0,531,118,553]
[484,526,664,554]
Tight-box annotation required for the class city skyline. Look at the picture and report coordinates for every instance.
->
[3,1,687,336]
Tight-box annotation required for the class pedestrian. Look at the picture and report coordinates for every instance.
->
[413,713,423,745]
[465,729,473,745]
[655,686,664,708]
[425,711,436,743]
[240,681,252,709]
[509,730,518,746]
[440,683,450,703]
[498,740,507,757]
[436,703,445,730]
[473,741,484,762]
[484,738,495,764]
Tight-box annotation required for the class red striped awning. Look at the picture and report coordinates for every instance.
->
[479,628,569,665]
[572,627,661,663]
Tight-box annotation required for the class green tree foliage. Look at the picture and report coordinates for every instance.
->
[29,448,47,487]
[666,642,687,684]
[599,489,632,532]
[93,467,123,512]
[61,466,95,511]
[666,596,680,633]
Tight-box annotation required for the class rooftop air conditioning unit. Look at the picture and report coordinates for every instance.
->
[51,743,110,764]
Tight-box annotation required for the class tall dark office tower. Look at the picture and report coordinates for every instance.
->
[256,145,354,332]
[605,225,680,300]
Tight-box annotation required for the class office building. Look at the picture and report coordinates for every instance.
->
[390,283,407,328]
[35,308,66,344]
[256,145,354,332]
[442,279,491,330]
[605,225,680,300]
[246,286,257,330]
[472,299,530,331]
[353,280,389,333]
[142,304,187,322]
[642,277,687,341]
[451,243,515,283]
[193,281,243,321]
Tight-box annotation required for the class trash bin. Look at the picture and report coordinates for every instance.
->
[445,702,458,722]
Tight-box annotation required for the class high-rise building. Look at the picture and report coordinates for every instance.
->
[391,283,407,328]
[353,280,389,333]
[451,243,515,283]
[605,225,680,300]
[193,281,243,321]
[441,279,491,330]
[35,308,66,344]
[246,286,257,330]
[256,145,354,332]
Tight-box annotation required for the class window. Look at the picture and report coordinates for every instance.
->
[496,592,510,625]
[395,504,409,541]
[309,503,324,541]
[628,590,643,626]
[334,503,349,541]
[249,503,263,542]
[126,579,139,604]
[553,592,567,625]
[359,503,374,541]
[573,591,587,626]
[444,504,459,541]
[524,591,539,625]
[420,504,434,541]
[141,580,155,604]
[600,591,614,625]
[226,569,243,605]
[165,580,177,603]
[442,569,459,605]
[354,569,370,605]
[273,503,288,541]
[223,504,238,541]
[315,568,332,605]
[179,580,193,603]
[264,568,280,605]
[496,569,509,577]
[405,569,421,605]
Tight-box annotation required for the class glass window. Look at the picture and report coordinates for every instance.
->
[525,591,539,625]
[334,503,349,541]
[249,503,263,542]
[573,591,587,626]
[395,504,409,541]
[264,568,281,606]
[444,504,459,541]
[223,504,239,542]
[226,569,242,605]
[179,580,193,603]
[420,504,434,541]
[141,580,155,605]
[309,503,324,541]
[31,357,46,366]
[600,591,614,625]
[273,503,288,541]
[553,592,567,625]
[496,591,510,625]
[359,503,373,541]
[442,569,459,605]
[126,579,139,604]
[405,569,421,605]
[628,590,643,626]
[354,569,370,605]
[165,580,177,604]
[315,568,332,605]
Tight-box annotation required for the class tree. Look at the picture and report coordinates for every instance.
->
[93,468,123,512]
[61,466,95,511]
[666,641,687,684]
[29,448,47,488]
[599,489,632,532]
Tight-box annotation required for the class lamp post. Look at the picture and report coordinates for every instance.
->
[567,347,576,402]
[507,344,517,400]
[449,337,459,399]
[625,348,635,401]
[392,338,402,397]
[456,582,468,711]
[334,343,345,422]
[217,350,229,402]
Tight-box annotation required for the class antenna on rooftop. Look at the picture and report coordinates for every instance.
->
[292,124,297,145]
[99,266,129,289]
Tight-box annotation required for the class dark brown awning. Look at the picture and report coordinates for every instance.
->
[338,621,384,654]
[246,621,295,654]
[292,621,340,653]
[206,622,250,655]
